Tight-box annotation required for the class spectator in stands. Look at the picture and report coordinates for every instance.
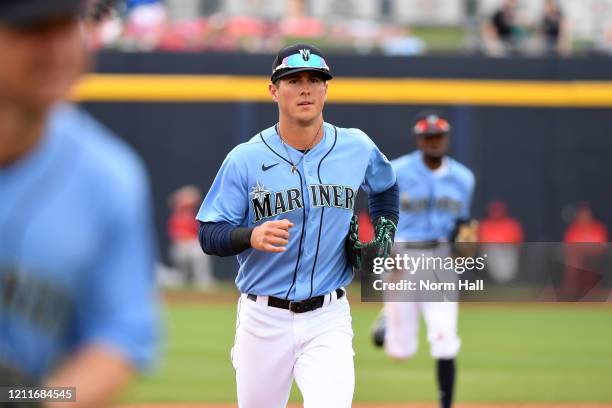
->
[540,0,571,56]
[594,20,612,55]
[479,200,524,283]
[167,185,215,289]
[479,200,524,243]
[562,203,609,300]
[564,202,608,244]
[281,0,325,40]
[86,0,124,49]
[482,0,526,56]
[124,0,168,50]
[379,25,426,56]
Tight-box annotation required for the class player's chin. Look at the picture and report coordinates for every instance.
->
[293,109,321,124]
[425,148,447,158]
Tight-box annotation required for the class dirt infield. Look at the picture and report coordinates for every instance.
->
[118,404,612,408]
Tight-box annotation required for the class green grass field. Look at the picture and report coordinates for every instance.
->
[122,296,612,404]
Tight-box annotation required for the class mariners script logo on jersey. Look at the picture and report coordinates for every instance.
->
[400,193,463,214]
[250,182,356,222]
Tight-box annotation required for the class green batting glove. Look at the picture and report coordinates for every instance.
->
[345,216,396,270]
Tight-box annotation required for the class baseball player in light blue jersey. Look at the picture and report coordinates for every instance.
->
[372,110,475,408]
[0,1,158,406]
[198,44,399,408]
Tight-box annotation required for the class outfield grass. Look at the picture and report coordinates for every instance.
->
[122,300,612,404]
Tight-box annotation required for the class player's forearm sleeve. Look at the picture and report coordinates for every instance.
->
[198,221,253,256]
[368,181,399,225]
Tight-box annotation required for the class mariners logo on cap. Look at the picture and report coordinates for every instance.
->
[426,114,440,124]
[299,49,311,61]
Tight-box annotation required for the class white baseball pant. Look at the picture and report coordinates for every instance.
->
[384,245,461,360]
[231,290,354,408]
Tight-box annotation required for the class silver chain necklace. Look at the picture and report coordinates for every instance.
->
[276,122,323,174]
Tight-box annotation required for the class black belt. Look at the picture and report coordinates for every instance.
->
[247,288,344,314]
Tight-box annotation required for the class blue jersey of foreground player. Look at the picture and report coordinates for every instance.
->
[393,150,475,242]
[198,123,395,300]
[0,105,158,380]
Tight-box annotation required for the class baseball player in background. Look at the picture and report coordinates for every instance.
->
[371,110,475,408]
[197,43,398,408]
[0,0,158,406]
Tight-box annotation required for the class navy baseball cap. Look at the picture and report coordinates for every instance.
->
[0,0,87,27]
[413,110,451,137]
[271,43,333,83]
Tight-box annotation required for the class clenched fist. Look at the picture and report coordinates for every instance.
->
[251,219,294,253]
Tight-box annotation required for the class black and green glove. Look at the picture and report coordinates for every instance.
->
[345,216,396,270]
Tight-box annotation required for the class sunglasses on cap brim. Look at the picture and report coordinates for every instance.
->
[273,52,330,73]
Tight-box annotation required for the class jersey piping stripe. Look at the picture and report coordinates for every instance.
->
[259,131,293,168]
[308,125,338,299]
[286,172,307,300]
[72,74,612,107]
[258,132,306,300]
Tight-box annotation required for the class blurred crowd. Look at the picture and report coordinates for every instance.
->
[89,0,426,54]
[481,0,570,56]
[88,0,612,56]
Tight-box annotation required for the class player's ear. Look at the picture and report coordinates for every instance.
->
[323,81,328,101]
[269,82,279,102]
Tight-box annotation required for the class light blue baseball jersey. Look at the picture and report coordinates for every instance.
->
[197,123,396,300]
[393,150,475,242]
[0,104,158,380]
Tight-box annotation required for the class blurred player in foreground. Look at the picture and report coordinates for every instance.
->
[372,110,475,408]
[197,43,398,407]
[0,0,159,406]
